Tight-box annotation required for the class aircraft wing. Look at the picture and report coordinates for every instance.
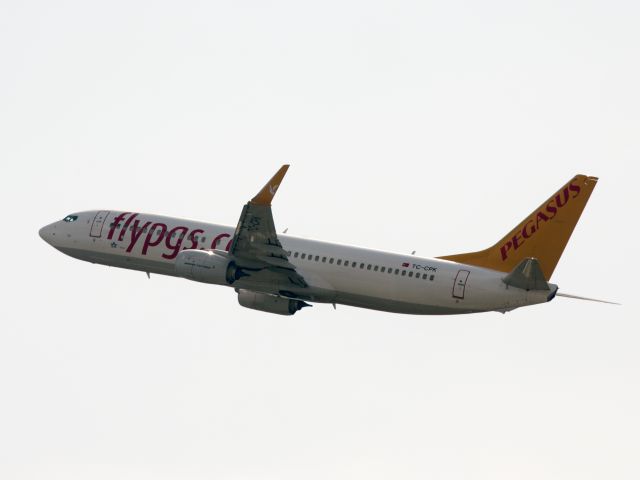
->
[228,165,308,288]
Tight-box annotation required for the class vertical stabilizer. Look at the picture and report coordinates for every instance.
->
[438,175,598,279]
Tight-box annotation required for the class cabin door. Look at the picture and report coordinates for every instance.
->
[452,270,470,299]
[90,211,110,238]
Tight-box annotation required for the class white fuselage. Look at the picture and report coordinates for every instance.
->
[39,210,557,315]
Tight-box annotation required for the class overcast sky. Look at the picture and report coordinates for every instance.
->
[1,1,639,479]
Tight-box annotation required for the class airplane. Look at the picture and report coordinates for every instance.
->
[39,166,616,315]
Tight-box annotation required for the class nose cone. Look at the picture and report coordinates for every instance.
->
[39,222,57,245]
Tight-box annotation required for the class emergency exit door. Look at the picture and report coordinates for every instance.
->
[90,211,110,238]
[452,270,470,299]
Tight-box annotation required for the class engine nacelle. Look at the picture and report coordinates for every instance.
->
[175,249,234,285]
[237,290,310,316]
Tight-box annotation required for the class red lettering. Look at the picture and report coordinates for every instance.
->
[555,187,570,208]
[498,181,582,263]
[500,240,513,261]
[142,223,168,255]
[211,233,230,250]
[512,231,524,250]
[522,219,536,239]
[107,212,129,240]
[569,181,581,198]
[182,229,204,250]
[118,213,138,241]
[126,220,152,252]
[535,211,549,230]
[163,226,189,259]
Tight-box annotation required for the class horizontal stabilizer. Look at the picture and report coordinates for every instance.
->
[556,292,620,305]
[502,257,550,291]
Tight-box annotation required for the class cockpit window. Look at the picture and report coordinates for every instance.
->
[63,215,78,222]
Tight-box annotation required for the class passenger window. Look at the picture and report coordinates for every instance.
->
[422,273,428,279]
[395,269,399,274]
[374,266,379,272]
[322,256,326,263]
[337,259,342,265]
[360,263,364,269]
[430,275,435,281]
[294,252,299,258]
[401,270,406,276]
[301,253,306,259]
[379,266,384,272]
[367,264,371,270]
[315,255,319,261]
[352,262,357,268]
[329,258,334,264]
[408,271,413,277]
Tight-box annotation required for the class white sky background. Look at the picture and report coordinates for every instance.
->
[1,0,639,478]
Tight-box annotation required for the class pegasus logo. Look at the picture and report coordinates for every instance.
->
[269,183,279,196]
[499,181,582,261]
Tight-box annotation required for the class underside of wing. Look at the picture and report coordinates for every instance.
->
[228,165,308,289]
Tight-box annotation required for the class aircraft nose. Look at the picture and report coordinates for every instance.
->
[39,223,57,245]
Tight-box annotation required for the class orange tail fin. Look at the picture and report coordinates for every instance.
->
[438,174,598,279]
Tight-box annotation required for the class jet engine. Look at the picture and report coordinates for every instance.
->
[175,249,236,285]
[237,289,310,316]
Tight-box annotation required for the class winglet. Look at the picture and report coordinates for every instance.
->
[250,165,290,206]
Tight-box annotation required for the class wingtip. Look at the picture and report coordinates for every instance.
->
[250,165,290,206]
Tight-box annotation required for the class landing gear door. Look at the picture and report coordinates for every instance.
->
[452,270,470,299]
[90,211,110,238]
